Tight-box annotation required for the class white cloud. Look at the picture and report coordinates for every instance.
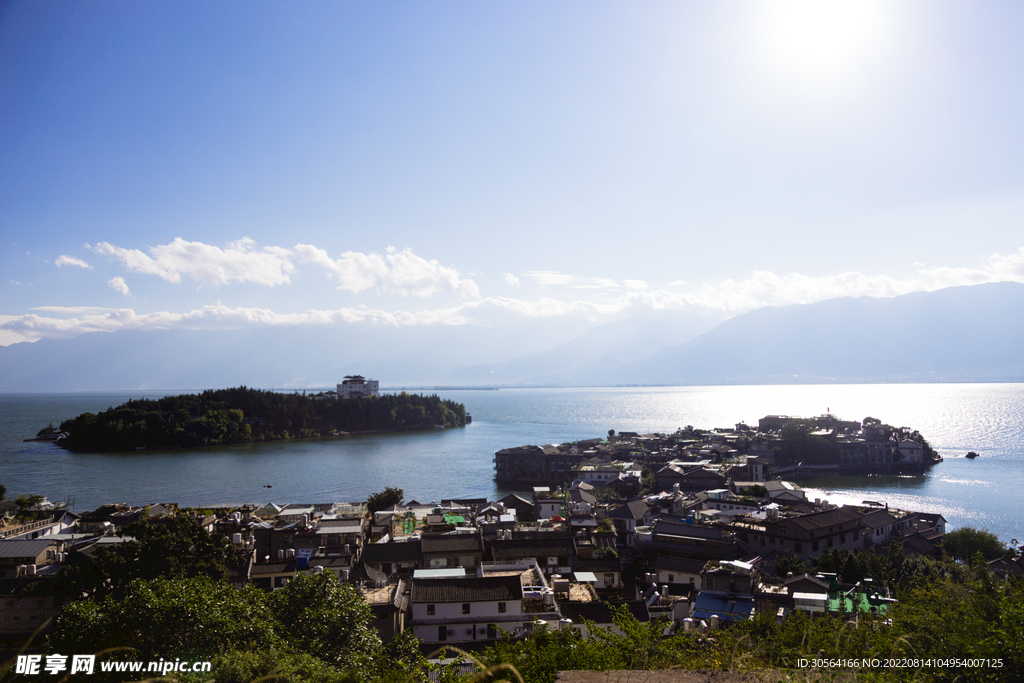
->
[622,280,649,291]
[91,237,295,286]
[108,277,130,296]
[296,244,479,298]
[55,255,91,269]
[0,302,474,344]
[503,273,521,287]
[6,248,1023,345]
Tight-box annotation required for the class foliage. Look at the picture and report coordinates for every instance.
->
[14,493,45,509]
[48,576,278,664]
[267,573,383,669]
[778,419,833,465]
[939,527,1008,562]
[0,483,5,500]
[366,487,405,515]
[47,573,422,683]
[50,517,240,601]
[55,387,468,452]
[743,484,767,498]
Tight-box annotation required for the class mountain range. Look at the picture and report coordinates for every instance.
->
[2,281,1022,392]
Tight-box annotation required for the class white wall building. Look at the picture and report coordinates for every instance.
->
[337,376,379,398]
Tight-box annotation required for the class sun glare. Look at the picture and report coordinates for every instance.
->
[758,0,889,84]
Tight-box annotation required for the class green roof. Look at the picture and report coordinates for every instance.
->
[827,590,895,615]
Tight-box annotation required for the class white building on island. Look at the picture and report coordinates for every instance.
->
[337,375,379,398]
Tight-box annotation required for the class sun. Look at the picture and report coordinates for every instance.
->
[757,0,890,84]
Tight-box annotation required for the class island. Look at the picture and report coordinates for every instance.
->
[48,386,468,452]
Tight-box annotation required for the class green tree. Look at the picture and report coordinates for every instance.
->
[939,527,1008,562]
[14,493,45,509]
[49,576,278,664]
[366,487,404,514]
[86,517,239,597]
[267,573,383,670]
[0,483,6,500]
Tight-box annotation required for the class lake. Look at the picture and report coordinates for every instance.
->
[2,383,1022,542]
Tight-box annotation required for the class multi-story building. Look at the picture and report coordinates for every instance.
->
[336,376,379,398]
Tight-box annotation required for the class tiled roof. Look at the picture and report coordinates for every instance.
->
[786,507,864,531]
[861,509,897,528]
[607,500,650,521]
[410,575,523,603]
[652,556,705,574]
[576,558,621,573]
[421,534,483,554]
[363,540,422,564]
[0,538,57,559]
[491,538,574,559]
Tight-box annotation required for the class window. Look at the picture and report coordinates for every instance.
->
[668,574,675,583]
[462,603,471,614]
[812,541,819,552]
[794,542,802,553]
[498,602,506,613]
[427,604,435,615]
[605,573,616,586]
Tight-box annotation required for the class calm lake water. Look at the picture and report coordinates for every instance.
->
[2,384,1022,543]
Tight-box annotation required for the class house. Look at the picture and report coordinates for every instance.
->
[861,509,898,546]
[0,538,64,578]
[691,560,757,624]
[490,536,576,577]
[638,518,738,563]
[420,533,484,570]
[498,494,537,523]
[897,440,924,464]
[576,557,622,592]
[653,556,705,592]
[354,565,408,640]
[409,575,526,644]
[763,480,806,503]
[606,500,653,548]
[362,539,422,577]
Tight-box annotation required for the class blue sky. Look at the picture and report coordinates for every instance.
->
[2,0,1023,345]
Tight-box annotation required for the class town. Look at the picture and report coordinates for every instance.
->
[3,413,1016,671]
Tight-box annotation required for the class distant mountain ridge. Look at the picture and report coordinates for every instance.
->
[602,281,1024,386]
[1,281,1022,391]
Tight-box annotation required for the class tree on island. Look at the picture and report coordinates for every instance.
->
[0,483,5,500]
[365,487,404,515]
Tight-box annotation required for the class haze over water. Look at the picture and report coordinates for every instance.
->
[2,383,1022,543]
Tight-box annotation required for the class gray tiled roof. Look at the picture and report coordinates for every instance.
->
[410,575,523,603]
[363,540,422,564]
[421,534,483,554]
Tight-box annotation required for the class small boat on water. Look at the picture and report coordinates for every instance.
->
[965,451,979,459]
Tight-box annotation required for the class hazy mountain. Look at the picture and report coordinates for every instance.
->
[2,281,1022,391]
[442,311,725,386]
[607,281,1024,385]
[0,316,600,392]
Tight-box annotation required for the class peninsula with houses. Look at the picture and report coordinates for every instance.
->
[494,413,941,488]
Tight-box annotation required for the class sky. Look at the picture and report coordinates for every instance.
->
[2,0,1024,346]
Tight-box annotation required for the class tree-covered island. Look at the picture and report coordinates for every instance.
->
[51,387,468,452]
